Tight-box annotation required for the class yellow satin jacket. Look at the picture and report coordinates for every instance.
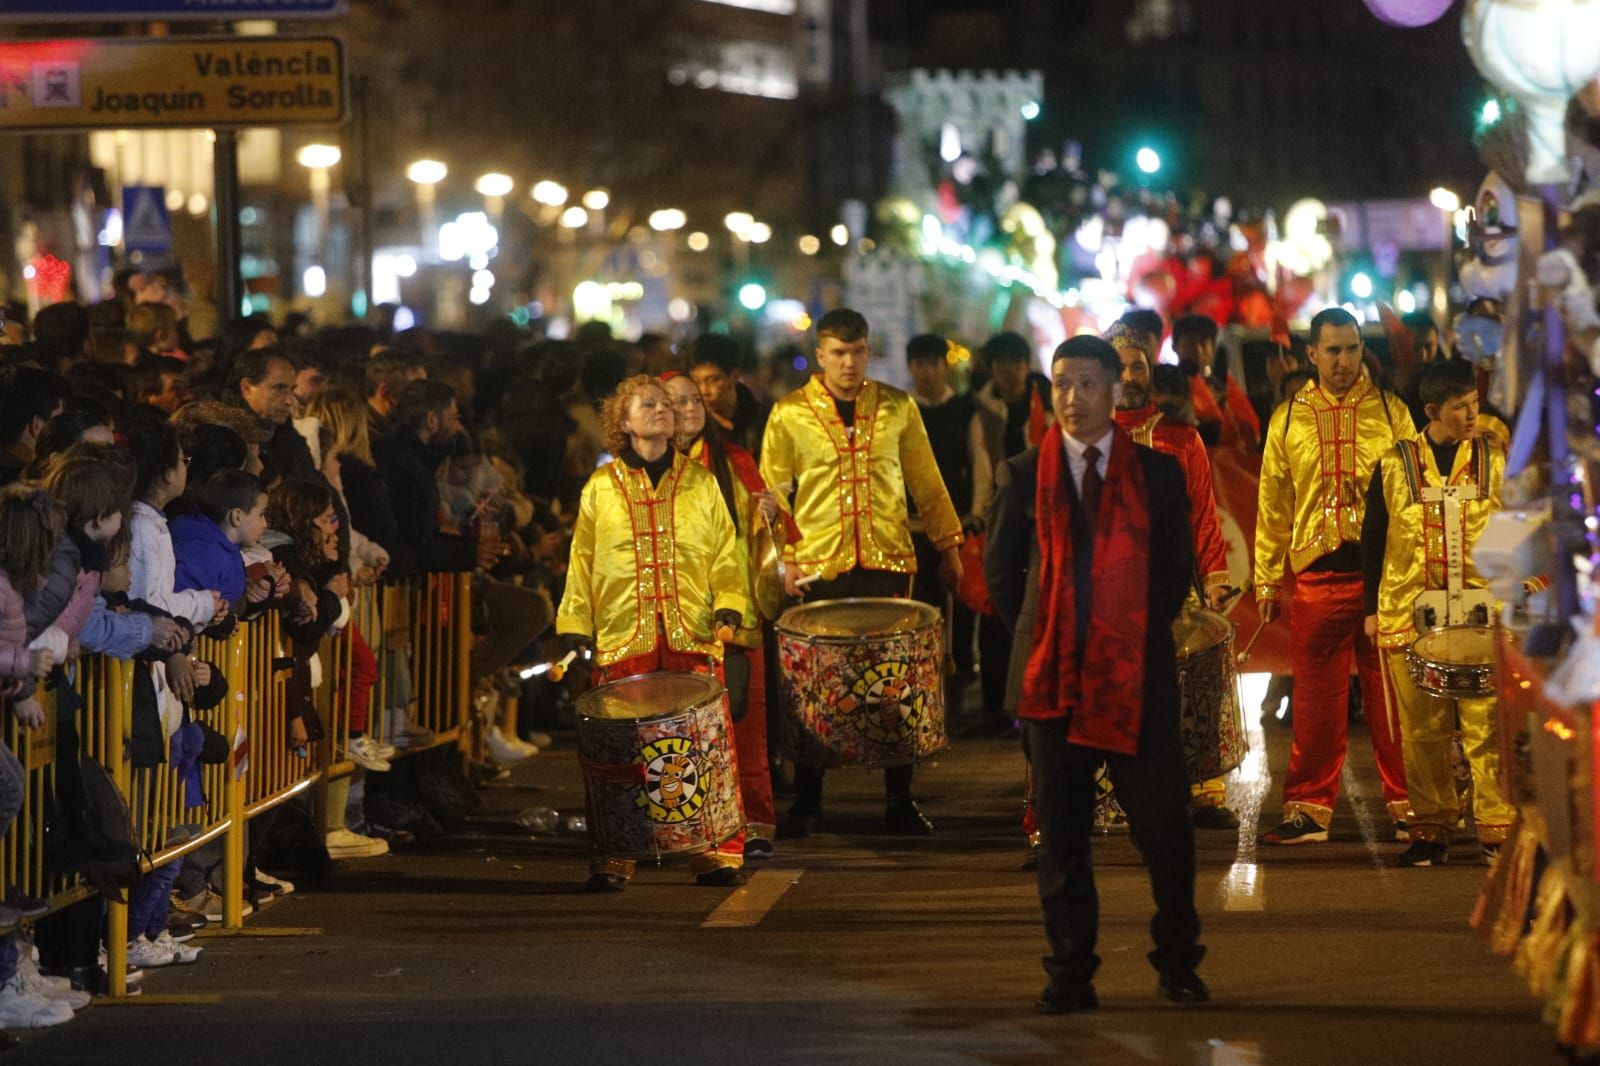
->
[760,376,962,576]
[1254,374,1414,600]
[1372,432,1502,649]
[555,451,752,666]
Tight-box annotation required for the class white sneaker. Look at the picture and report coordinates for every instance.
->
[325,828,389,859]
[486,726,532,765]
[371,739,397,759]
[17,952,90,1010]
[255,871,295,896]
[525,731,553,750]
[346,736,392,772]
[0,973,73,1028]
[126,935,175,968]
[152,931,202,965]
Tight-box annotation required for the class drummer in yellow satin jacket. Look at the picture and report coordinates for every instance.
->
[556,374,753,891]
[760,307,964,838]
[1360,359,1512,867]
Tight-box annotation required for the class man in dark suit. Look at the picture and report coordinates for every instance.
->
[985,335,1206,1012]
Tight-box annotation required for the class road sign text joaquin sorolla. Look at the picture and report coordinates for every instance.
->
[0,37,345,131]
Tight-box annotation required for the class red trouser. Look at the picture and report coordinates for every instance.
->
[348,624,377,735]
[597,645,744,873]
[1281,570,1408,826]
[728,641,775,839]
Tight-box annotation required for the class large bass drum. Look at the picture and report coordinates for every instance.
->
[575,672,743,859]
[775,598,946,768]
[1174,605,1247,783]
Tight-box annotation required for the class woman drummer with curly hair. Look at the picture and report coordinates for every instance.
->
[555,375,753,891]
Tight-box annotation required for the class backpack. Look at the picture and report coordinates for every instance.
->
[47,756,142,903]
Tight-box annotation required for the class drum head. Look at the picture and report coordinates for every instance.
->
[1412,625,1495,664]
[776,598,940,642]
[575,671,722,722]
[1173,606,1232,657]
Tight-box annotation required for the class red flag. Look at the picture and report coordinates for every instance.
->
[1376,299,1416,382]
[1209,444,1294,676]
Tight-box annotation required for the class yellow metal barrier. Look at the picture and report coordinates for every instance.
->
[0,570,478,996]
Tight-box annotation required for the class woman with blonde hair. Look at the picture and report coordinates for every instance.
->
[555,375,753,891]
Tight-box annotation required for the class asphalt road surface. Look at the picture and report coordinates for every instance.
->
[21,695,1558,1066]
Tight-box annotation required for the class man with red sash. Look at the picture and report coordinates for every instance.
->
[986,335,1206,1012]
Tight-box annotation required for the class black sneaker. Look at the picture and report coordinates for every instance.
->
[743,837,775,861]
[1190,805,1241,831]
[1261,813,1328,845]
[1035,982,1098,1014]
[1157,969,1210,1004]
[1396,840,1450,867]
[885,798,934,836]
[695,867,746,887]
[585,872,628,893]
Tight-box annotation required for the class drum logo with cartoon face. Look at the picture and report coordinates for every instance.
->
[637,736,706,824]
[842,660,924,746]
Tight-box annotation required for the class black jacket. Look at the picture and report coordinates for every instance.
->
[372,426,476,579]
[983,440,1194,731]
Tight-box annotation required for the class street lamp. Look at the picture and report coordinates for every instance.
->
[1428,186,1461,213]
[476,171,514,226]
[559,206,589,229]
[746,221,772,244]
[649,208,687,232]
[532,181,569,207]
[1135,146,1162,175]
[297,144,341,296]
[686,231,710,252]
[582,188,610,211]
[407,159,447,260]
[724,211,753,238]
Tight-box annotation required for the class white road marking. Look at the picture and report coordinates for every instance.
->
[700,868,804,928]
[1222,674,1272,912]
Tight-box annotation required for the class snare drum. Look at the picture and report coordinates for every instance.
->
[1406,625,1497,699]
[575,672,743,859]
[1174,606,1247,783]
[775,598,946,768]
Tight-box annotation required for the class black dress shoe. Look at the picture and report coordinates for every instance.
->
[1157,969,1210,1004]
[777,807,818,839]
[585,872,628,893]
[1035,982,1098,1014]
[885,799,933,836]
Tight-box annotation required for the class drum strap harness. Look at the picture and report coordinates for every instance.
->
[1395,436,1491,628]
[1021,424,1150,756]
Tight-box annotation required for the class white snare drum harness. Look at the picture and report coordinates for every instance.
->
[1397,438,1495,631]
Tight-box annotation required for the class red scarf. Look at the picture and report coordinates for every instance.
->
[1020,424,1151,756]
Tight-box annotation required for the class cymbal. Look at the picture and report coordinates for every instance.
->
[754,514,786,620]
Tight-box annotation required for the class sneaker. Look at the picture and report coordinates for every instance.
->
[1190,804,1241,831]
[6,892,49,921]
[695,866,746,887]
[0,905,20,935]
[1395,840,1450,867]
[166,914,201,943]
[387,710,435,750]
[255,871,295,896]
[125,935,176,969]
[486,725,534,765]
[168,896,210,931]
[743,837,775,860]
[17,955,89,1011]
[1035,982,1099,1014]
[1261,813,1329,846]
[524,731,554,750]
[346,736,392,772]
[0,974,73,1028]
[885,798,934,836]
[182,889,246,924]
[153,931,202,965]
[326,827,390,859]
[1394,820,1410,843]
[1157,968,1211,1004]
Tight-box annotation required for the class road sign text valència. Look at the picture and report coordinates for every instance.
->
[0,37,345,130]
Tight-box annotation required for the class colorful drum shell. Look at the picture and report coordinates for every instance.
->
[1406,625,1496,699]
[575,671,743,859]
[1174,606,1247,783]
[776,597,947,769]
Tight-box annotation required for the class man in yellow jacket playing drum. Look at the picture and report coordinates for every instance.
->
[1360,359,1512,867]
[556,374,753,890]
[761,308,964,837]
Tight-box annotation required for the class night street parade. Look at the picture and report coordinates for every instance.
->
[0,1,1599,1062]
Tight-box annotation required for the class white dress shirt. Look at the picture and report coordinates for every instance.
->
[1060,427,1113,497]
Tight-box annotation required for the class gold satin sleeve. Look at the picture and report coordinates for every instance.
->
[758,401,799,563]
[554,471,600,639]
[899,397,964,553]
[1254,400,1293,600]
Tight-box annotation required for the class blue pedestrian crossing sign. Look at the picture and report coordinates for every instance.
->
[122,184,171,257]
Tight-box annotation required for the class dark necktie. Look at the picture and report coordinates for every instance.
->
[1081,444,1103,521]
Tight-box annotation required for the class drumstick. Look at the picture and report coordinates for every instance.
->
[1235,618,1269,664]
[546,649,578,682]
